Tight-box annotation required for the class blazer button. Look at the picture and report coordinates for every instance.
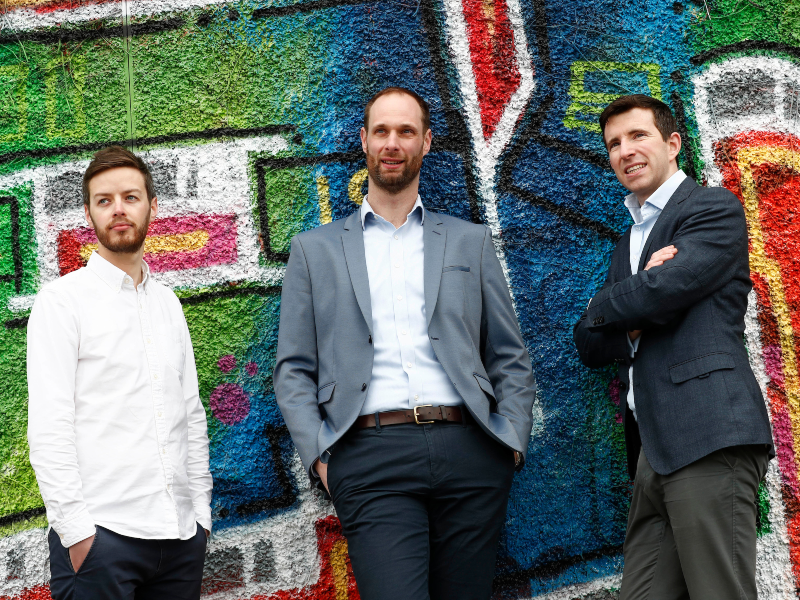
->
[361,383,367,391]
[368,335,372,344]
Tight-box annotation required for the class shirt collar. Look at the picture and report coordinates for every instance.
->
[360,195,425,230]
[87,251,150,292]
[624,169,687,216]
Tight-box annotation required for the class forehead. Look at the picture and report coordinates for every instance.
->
[604,107,658,140]
[368,93,424,128]
[88,167,147,194]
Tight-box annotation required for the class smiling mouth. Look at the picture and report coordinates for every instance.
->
[381,159,403,166]
[626,164,646,175]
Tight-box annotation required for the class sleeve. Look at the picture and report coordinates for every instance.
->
[585,189,749,333]
[273,237,323,479]
[479,227,537,464]
[182,314,212,534]
[572,242,633,369]
[27,288,96,548]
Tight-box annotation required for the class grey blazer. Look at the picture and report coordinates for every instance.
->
[573,178,774,478]
[274,208,536,485]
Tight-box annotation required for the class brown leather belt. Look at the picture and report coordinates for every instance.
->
[354,405,466,429]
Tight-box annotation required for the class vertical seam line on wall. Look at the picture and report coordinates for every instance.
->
[122,0,135,149]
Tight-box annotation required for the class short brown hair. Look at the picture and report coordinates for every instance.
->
[599,95,677,144]
[363,87,431,133]
[82,146,156,206]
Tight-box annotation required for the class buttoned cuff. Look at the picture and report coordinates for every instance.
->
[52,510,96,548]
[194,504,212,534]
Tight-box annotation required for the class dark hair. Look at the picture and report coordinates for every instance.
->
[363,87,431,133]
[599,95,677,143]
[82,146,156,206]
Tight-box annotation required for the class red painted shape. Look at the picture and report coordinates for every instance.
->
[57,214,238,276]
[715,131,800,588]
[0,584,52,600]
[57,229,85,276]
[462,0,522,139]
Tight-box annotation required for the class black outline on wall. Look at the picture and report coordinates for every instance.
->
[691,40,800,66]
[0,196,22,293]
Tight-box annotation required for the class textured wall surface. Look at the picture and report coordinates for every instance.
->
[0,0,799,598]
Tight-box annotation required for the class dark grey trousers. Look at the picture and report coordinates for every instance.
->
[327,419,516,600]
[620,445,770,600]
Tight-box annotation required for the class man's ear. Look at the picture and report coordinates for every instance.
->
[84,203,93,227]
[150,196,158,219]
[423,128,432,157]
[360,127,368,153]
[668,131,682,163]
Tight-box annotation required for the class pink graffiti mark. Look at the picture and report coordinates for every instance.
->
[245,362,259,376]
[210,383,251,426]
[217,355,236,373]
[763,344,785,388]
[68,213,237,273]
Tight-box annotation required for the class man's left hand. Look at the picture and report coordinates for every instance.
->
[204,529,210,538]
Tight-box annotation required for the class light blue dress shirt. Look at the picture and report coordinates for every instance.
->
[359,196,462,416]
[624,169,687,419]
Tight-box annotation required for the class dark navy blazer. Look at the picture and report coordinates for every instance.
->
[573,177,774,479]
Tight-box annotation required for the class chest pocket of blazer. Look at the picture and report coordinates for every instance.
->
[669,352,735,384]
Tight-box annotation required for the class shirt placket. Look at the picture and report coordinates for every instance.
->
[137,286,175,501]
[388,225,419,407]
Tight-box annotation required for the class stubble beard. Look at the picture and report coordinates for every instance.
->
[91,210,151,255]
[366,147,425,195]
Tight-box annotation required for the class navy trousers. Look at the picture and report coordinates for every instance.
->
[327,418,516,600]
[48,523,206,600]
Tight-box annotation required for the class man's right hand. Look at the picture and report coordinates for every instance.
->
[69,533,95,573]
[314,459,329,493]
[645,245,678,271]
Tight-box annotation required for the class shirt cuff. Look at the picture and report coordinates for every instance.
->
[194,505,212,534]
[52,510,96,548]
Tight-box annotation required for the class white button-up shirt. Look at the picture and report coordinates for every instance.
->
[27,252,212,548]
[624,169,687,418]
[360,196,462,415]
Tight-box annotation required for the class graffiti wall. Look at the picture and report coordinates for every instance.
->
[0,0,799,597]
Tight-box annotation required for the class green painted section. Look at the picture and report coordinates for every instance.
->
[690,0,800,52]
[0,5,330,175]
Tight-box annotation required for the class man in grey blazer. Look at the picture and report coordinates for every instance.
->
[574,95,774,599]
[274,87,536,600]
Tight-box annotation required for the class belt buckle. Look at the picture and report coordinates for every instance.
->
[414,405,434,425]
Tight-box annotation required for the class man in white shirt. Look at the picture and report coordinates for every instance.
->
[27,146,212,600]
[573,96,773,599]
[274,88,536,600]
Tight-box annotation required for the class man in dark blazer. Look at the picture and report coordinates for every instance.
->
[573,95,774,599]
[274,87,536,600]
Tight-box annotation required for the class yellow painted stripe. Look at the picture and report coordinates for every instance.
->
[737,146,800,461]
[317,175,332,225]
[79,230,209,262]
[330,539,349,600]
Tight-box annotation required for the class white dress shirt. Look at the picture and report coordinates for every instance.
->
[27,252,212,548]
[624,169,687,418]
[360,196,462,415]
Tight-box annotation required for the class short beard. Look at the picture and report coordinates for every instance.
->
[92,211,151,255]
[366,147,424,195]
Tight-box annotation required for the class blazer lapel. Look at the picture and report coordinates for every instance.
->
[423,210,446,328]
[341,211,373,335]
[637,177,698,272]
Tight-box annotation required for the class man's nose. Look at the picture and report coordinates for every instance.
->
[385,131,400,150]
[112,198,127,214]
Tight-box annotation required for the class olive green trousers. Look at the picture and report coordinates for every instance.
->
[620,445,770,600]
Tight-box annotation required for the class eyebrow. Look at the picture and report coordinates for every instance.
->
[93,188,144,198]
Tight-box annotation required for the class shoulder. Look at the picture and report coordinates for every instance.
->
[148,278,182,308]
[35,268,89,303]
[431,211,488,236]
[683,181,741,209]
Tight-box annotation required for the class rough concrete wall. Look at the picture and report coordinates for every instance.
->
[0,0,798,598]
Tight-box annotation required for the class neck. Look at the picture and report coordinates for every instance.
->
[637,164,680,207]
[366,179,420,228]
[96,245,145,286]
